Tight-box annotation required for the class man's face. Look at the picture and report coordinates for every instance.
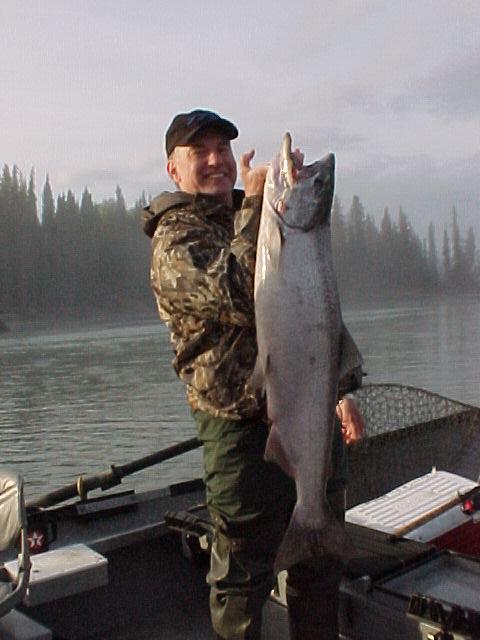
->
[167,130,237,205]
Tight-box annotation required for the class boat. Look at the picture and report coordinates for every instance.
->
[1,384,480,639]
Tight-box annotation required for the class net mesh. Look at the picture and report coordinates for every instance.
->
[347,384,480,508]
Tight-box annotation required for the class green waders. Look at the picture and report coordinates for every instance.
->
[193,410,347,640]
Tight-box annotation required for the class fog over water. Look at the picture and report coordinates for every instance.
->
[1,295,479,498]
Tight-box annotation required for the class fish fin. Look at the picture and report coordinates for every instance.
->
[264,425,295,478]
[274,504,354,574]
[251,353,269,392]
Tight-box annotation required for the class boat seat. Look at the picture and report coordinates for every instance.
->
[4,544,109,608]
[0,469,31,619]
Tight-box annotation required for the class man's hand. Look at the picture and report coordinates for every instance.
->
[336,396,365,445]
[239,149,268,197]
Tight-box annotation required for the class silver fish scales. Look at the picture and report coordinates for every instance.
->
[253,133,363,572]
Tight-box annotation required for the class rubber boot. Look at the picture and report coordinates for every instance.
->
[286,566,342,640]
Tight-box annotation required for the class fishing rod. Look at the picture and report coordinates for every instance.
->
[27,436,201,509]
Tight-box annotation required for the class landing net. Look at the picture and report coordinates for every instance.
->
[347,384,480,508]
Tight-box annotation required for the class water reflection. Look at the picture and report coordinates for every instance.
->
[343,295,480,407]
[1,322,200,496]
[1,296,479,497]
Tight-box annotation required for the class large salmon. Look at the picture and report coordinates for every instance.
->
[253,133,363,572]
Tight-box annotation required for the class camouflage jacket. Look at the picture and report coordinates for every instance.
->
[143,189,266,420]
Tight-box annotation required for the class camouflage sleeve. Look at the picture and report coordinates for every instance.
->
[151,196,262,327]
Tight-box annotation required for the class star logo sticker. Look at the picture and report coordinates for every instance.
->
[28,529,46,552]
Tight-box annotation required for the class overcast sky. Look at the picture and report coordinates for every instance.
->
[2,0,479,240]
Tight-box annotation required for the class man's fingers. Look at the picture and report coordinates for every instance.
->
[240,149,255,171]
[239,149,268,196]
[292,148,304,169]
[338,397,366,445]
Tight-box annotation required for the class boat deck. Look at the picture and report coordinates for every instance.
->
[3,384,480,639]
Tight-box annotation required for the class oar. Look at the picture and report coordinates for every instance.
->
[27,436,201,509]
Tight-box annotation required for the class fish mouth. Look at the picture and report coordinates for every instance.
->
[270,132,335,229]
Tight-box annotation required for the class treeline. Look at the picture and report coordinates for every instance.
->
[331,196,479,296]
[0,165,478,320]
[0,165,152,318]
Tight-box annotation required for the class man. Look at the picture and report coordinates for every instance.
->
[143,109,365,639]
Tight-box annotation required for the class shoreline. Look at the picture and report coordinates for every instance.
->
[0,308,159,337]
[1,290,478,335]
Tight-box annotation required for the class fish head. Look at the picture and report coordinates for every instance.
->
[265,132,335,231]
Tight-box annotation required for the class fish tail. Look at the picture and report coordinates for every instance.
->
[274,505,353,574]
[264,425,296,478]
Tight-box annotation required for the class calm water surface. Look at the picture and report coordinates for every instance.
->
[1,296,479,498]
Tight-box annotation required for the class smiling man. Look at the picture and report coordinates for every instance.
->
[142,109,365,640]
[166,117,238,206]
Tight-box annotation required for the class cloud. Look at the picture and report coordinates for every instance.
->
[390,48,480,120]
[336,149,480,239]
[3,0,479,243]
[63,155,166,205]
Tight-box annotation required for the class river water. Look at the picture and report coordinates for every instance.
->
[1,295,479,499]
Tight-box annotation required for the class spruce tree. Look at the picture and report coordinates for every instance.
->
[79,187,102,308]
[0,166,14,311]
[347,196,367,289]
[40,175,57,311]
[451,206,463,286]
[42,176,55,227]
[442,227,451,287]
[427,223,439,288]
[20,169,41,311]
[331,196,347,289]
[464,227,477,289]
